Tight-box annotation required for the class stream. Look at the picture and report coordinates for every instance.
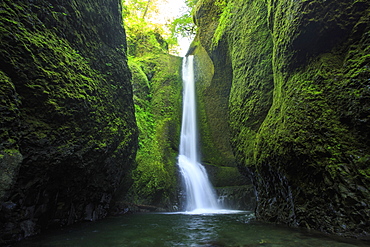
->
[16,211,368,247]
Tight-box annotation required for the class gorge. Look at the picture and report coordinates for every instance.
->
[1,0,370,245]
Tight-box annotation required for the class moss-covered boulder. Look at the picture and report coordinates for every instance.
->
[194,0,370,238]
[0,0,137,244]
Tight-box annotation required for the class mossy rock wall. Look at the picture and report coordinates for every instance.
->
[123,25,183,208]
[193,38,235,168]
[129,53,182,208]
[194,0,370,238]
[0,0,137,244]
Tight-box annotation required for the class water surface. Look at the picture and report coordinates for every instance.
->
[17,211,368,247]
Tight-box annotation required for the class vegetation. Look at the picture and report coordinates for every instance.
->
[122,0,196,55]
[2,0,368,242]
[212,0,233,47]
[123,0,172,55]
[122,0,183,206]
[169,0,198,45]
[128,54,182,206]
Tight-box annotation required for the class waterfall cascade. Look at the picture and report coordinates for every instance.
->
[178,55,219,212]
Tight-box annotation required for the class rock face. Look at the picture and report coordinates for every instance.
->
[193,0,370,238]
[129,52,182,208]
[123,23,183,208]
[0,0,137,244]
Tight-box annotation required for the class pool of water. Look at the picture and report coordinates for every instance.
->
[16,211,368,247]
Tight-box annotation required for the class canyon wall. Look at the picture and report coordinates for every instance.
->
[129,52,182,208]
[193,0,370,238]
[0,0,137,243]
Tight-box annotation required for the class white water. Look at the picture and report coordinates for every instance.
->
[178,55,219,212]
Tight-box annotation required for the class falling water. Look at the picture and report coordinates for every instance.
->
[178,55,219,212]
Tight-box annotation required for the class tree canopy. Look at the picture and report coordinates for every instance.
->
[122,0,196,55]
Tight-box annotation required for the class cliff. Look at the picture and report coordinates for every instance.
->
[0,0,137,244]
[193,0,370,238]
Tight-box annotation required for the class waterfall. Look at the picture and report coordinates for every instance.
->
[178,55,219,212]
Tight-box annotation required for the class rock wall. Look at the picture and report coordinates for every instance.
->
[121,22,183,208]
[194,0,370,238]
[0,0,137,244]
[129,52,182,208]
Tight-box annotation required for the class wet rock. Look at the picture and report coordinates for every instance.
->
[216,185,256,210]
[19,220,37,238]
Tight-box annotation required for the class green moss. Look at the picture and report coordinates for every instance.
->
[224,0,369,177]
[0,149,22,201]
[1,0,137,233]
[1,0,137,149]
[129,52,182,206]
[209,165,244,187]
[212,0,233,47]
[194,0,370,237]
[226,0,274,167]
[191,35,237,168]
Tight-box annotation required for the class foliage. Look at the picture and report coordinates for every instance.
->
[122,0,190,55]
[185,0,198,7]
[122,0,156,20]
[212,0,233,46]
[121,0,186,206]
[123,0,168,55]
[169,0,197,45]
[170,12,195,39]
